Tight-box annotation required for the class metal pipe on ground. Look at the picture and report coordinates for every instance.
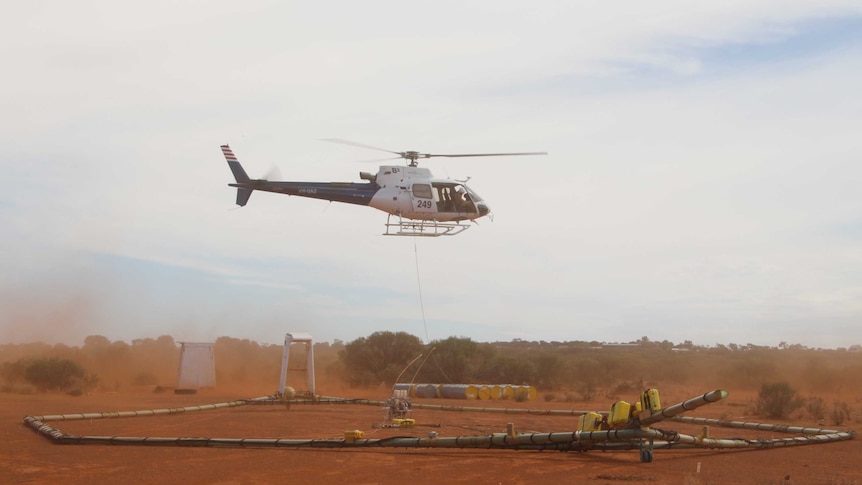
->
[637,389,728,426]
[21,390,855,454]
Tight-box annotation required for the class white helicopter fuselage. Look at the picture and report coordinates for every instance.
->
[367,165,490,222]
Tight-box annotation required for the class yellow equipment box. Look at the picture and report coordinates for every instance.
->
[344,430,365,443]
[391,418,416,427]
[641,388,661,413]
[577,412,603,432]
[608,401,632,427]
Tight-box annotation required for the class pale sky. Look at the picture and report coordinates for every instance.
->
[2,1,861,348]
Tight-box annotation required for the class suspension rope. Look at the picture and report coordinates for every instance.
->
[409,347,436,384]
[413,237,430,343]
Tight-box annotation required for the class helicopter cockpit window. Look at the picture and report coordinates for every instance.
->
[412,183,432,199]
[431,183,477,213]
[464,185,483,203]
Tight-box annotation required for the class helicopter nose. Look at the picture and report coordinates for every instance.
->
[477,203,490,217]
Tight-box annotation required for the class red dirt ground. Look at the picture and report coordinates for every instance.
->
[3,385,860,485]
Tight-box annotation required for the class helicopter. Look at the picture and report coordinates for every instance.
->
[220,140,546,236]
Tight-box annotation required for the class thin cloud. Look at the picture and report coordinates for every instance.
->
[2,1,861,348]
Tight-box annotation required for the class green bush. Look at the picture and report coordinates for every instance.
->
[806,396,826,421]
[338,331,424,387]
[755,381,803,419]
[24,358,86,391]
[1,358,33,385]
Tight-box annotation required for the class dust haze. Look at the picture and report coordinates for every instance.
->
[3,332,862,401]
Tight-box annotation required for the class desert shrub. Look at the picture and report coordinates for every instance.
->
[805,396,826,421]
[831,402,851,426]
[338,331,424,387]
[569,357,602,395]
[416,337,503,384]
[576,381,596,401]
[606,379,643,399]
[1,359,29,384]
[484,355,537,386]
[84,373,100,390]
[543,392,556,402]
[4,354,104,394]
[755,381,803,419]
[530,354,565,388]
[23,358,87,392]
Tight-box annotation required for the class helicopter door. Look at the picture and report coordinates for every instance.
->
[411,183,436,216]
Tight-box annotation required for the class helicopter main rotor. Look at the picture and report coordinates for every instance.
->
[323,138,547,167]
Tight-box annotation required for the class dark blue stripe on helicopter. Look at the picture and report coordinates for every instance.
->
[229,181,379,206]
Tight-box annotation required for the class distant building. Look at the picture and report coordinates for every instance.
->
[602,343,639,349]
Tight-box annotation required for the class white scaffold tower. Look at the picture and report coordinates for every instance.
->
[278,333,316,399]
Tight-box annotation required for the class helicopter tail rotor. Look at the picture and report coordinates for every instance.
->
[262,164,282,181]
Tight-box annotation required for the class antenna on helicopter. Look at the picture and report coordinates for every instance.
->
[322,138,547,167]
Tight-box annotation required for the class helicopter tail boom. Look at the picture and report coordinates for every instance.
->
[221,145,254,206]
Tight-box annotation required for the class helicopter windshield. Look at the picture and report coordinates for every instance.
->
[463,185,483,203]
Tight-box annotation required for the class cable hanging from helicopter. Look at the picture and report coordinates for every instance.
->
[220,140,547,237]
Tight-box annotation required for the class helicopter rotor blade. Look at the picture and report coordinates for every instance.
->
[350,156,404,164]
[323,138,547,165]
[426,152,548,158]
[321,138,401,156]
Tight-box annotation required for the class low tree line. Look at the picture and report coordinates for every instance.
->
[334,332,862,399]
[4,331,862,420]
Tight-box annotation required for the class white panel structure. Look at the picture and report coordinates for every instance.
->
[279,333,315,397]
[176,342,216,389]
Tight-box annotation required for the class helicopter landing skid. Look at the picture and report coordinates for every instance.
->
[384,215,469,237]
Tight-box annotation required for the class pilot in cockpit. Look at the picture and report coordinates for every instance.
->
[454,186,470,211]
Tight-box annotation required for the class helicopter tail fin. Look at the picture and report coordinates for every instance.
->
[221,144,253,206]
[221,145,249,183]
[235,187,253,207]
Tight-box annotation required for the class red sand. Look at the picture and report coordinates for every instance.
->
[3,385,860,485]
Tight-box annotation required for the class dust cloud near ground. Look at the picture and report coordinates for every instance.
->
[3,335,862,415]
